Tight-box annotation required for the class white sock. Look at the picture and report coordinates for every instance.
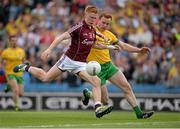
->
[95,101,101,106]
[95,101,102,111]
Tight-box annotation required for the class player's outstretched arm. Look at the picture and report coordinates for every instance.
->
[48,32,71,51]
[118,41,151,54]
[93,42,121,50]
[41,32,71,61]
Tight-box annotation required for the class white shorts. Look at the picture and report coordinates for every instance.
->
[56,55,86,74]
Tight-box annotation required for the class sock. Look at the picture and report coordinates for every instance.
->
[95,101,101,110]
[133,106,143,118]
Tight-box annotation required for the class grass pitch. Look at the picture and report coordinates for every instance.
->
[0,111,179,128]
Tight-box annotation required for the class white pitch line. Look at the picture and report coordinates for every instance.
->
[2,121,176,128]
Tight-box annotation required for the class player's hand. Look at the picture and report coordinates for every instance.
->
[114,45,122,51]
[139,47,151,54]
[106,45,122,51]
[41,49,52,61]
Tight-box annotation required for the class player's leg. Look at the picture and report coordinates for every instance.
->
[18,84,24,97]
[78,71,113,118]
[101,85,109,105]
[14,63,63,82]
[100,85,113,114]
[82,61,110,106]
[109,70,154,119]
[16,76,24,97]
[7,75,20,110]
[79,71,101,104]
[14,83,24,111]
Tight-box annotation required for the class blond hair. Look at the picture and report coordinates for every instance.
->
[85,5,98,14]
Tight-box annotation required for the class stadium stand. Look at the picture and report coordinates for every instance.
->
[0,0,180,93]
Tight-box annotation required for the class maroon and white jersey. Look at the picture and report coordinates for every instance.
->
[66,21,96,62]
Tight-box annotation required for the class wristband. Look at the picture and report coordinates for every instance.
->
[107,45,116,49]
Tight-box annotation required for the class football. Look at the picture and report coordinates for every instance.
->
[86,61,101,76]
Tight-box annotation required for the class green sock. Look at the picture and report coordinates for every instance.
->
[133,106,143,118]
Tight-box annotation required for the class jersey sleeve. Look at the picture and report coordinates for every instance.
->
[1,50,8,59]
[67,22,83,37]
[108,31,119,45]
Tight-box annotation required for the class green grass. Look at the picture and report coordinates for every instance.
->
[0,111,179,128]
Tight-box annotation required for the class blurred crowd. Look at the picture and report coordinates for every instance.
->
[0,0,179,87]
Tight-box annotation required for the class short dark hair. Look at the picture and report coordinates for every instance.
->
[8,35,17,41]
[9,35,17,39]
[99,12,112,20]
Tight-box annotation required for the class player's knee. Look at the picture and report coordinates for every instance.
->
[41,78,50,82]
[41,75,52,82]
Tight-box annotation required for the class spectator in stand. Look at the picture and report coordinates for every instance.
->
[167,59,180,87]
[0,0,179,86]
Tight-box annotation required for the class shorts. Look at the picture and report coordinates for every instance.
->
[98,61,118,86]
[56,55,86,74]
[7,74,24,84]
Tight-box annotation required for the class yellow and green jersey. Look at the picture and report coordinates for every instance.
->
[1,47,25,77]
[87,27,119,64]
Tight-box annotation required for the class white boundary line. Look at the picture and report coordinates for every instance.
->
[0,121,179,129]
